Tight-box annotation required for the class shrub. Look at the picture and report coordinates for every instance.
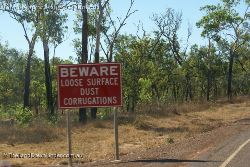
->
[14,105,33,125]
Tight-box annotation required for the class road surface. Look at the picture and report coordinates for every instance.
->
[186,118,250,167]
[80,118,250,167]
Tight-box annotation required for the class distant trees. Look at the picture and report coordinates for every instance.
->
[197,0,250,101]
[0,0,250,117]
[0,0,39,109]
[152,8,194,101]
[0,0,68,117]
[114,2,250,111]
[0,42,69,113]
[35,0,68,116]
[73,0,136,119]
[0,44,25,107]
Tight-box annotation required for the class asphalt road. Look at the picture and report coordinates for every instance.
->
[186,119,250,167]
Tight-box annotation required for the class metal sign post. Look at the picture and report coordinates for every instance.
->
[113,107,119,160]
[67,111,72,167]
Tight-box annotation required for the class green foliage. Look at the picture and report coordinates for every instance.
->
[0,43,25,106]
[73,0,111,61]
[139,78,152,103]
[36,0,68,44]
[0,40,72,116]
[197,0,250,42]
[98,108,112,120]
[0,0,249,121]
[197,0,250,100]
[47,114,59,125]
[14,105,33,125]
[0,105,16,119]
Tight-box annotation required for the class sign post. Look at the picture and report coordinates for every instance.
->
[67,111,72,167]
[57,63,122,162]
[114,107,119,160]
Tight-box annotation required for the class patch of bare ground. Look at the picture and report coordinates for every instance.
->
[1,96,250,166]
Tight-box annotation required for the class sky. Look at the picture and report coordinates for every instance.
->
[0,0,221,60]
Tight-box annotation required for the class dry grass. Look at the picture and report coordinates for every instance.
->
[1,97,250,166]
[0,126,60,144]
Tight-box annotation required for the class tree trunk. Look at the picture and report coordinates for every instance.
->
[151,83,160,105]
[23,50,32,108]
[173,83,177,102]
[207,70,211,101]
[185,72,192,101]
[91,51,99,120]
[91,0,104,120]
[227,51,234,101]
[23,39,36,108]
[43,40,54,116]
[108,42,114,62]
[206,38,212,101]
[213,79,218,101]
[79,0,88,123]
[127,95,135,112]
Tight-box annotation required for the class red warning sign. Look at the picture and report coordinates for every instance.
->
[58,63,122,109]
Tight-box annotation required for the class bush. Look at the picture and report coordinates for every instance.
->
[47,114,59,125]
[14,105,33,125]
[98,108,112,120]
[0,105,16,119]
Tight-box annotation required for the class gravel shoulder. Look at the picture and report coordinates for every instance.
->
[80,118,250,167]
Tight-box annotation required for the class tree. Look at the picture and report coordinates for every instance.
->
[73,0,136,118]
[102,0,137,62]
[0,0,67,116]
[0,43,26,107]
[89,0,109,119]
[153,8,193,101]
[115,33,175,111]
[197,0,250,101]
[79,0,88,123]
[30,57,45,115]
[36,0,68,116]
[115,35,148,112]
[0,0,39,109]
[188,44,227,101]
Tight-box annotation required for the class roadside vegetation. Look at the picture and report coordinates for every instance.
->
[1,96,250,166]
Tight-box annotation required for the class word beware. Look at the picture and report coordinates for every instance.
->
[60,66,118,77]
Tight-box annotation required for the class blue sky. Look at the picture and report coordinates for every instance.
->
[0,0,220,60]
